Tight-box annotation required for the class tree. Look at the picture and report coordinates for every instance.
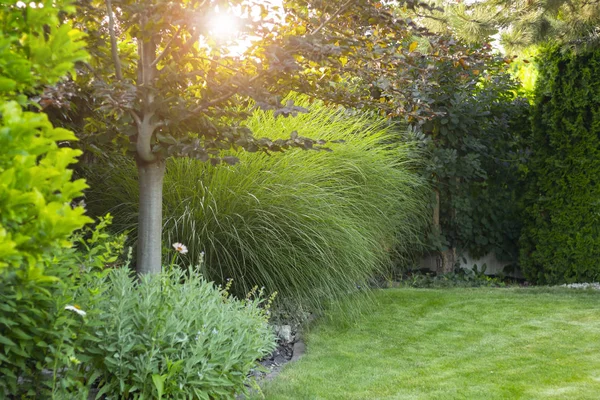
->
[408,0,600,53]
[66,0,472,274]
[414,47,529,272]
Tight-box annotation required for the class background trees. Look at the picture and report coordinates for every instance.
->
[410,46,529,272]
[409,0,600,53]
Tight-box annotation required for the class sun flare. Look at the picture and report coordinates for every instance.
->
[208,13,240,39]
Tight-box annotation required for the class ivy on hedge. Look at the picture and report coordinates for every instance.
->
[520,46,600,283]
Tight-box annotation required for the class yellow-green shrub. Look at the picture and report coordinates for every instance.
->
[0,1,91,396]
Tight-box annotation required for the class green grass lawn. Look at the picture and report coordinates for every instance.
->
[257,288,600,400]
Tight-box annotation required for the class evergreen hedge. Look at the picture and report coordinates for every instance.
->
[520,47,600,283]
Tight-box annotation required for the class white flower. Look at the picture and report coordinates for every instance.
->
[172,242,188,254]
[65,305,86,317]
[173,243,187,254]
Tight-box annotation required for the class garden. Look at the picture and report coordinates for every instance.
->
[1,0,599,399]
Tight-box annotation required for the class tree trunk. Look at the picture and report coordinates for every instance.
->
[136,159,165,275]
[438,248,456,274]
[433,188,455,274]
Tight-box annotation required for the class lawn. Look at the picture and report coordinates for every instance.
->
[258,288,600,400]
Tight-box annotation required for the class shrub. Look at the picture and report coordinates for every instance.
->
[85,267,276,399]
[399,266,507,289]
[0,214,125,398]
[85,98,430,313]
[0,2,91,395]
[0,103,91,273]
[520,47,600,283]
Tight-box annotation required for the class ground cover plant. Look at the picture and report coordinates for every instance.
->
[397,266,508,288]
[85,98,430,314]
[258,288,600,399]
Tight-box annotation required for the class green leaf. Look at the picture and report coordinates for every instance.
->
[0,334,17,347]
[0,77,17,92]
[152,374,165,399]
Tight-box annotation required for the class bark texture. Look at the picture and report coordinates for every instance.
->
[136,160,165,274]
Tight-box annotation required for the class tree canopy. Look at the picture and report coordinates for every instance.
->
[409,0,600,53]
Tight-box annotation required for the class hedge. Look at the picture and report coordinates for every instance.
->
[520,47,600,283]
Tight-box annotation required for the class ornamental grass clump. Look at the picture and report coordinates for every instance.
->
[85,98,429,313]
[86,267,276,399]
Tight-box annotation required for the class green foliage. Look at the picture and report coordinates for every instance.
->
[86,267,276,400]
[0,0,91,277]
[520,46,600,284]
[0,0,88,101]
[411,0,600,53]
[399,265,507,288]
[413,44,530,264]
[0,2,95,396]
[0,216,126,398]
[84,98,430,313]
[0,102,92,275]
[0,265,89,398]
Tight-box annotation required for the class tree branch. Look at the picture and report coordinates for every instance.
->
[136,113,157,163]
[310,0,355,36]
[150,25,183,68]
[130,110,142,127]
[152,0,210,66]
[106,0,123,80]
[190,73,264,114]
[415,12,448,24]
[198,56,241,74]
[177,30,202,59]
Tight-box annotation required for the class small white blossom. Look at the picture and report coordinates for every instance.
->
[212,328,219,335]
[65,305,86,317]
[172,242,188,254]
